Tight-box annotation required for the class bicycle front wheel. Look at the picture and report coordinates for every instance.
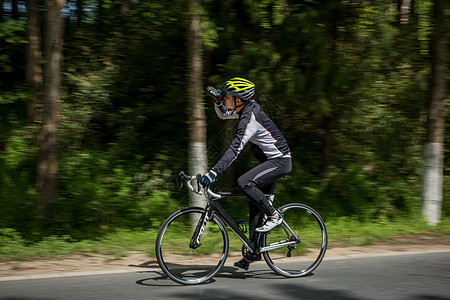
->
[155,207,229,285]
[263,203,327,277]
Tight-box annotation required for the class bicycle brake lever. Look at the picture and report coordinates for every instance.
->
[179,171,193,190]
[179,171,192,181]
[178,172,184,190]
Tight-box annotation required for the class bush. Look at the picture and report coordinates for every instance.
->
[276,163,422,222]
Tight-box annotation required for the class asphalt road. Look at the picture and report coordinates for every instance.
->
[1,251,449,300]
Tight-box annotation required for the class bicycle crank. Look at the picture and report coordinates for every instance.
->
[241,244,261,262]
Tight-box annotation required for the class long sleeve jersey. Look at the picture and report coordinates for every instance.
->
[211,100,291,175]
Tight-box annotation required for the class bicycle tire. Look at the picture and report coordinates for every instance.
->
[263,203,327,277]
[155,207,229,285]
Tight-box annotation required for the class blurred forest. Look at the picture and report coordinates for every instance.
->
[0,0,448,241]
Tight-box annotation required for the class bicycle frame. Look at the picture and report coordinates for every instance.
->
[190,192,300,255]
[211,197,257,252]
[180,171,300,255]
[189,193,257,252]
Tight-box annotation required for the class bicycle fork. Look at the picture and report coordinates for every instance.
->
[189,205,214,249]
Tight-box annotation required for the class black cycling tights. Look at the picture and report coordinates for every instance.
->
[237,157,292,240]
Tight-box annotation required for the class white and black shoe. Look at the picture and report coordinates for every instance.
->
[255,211,283,233]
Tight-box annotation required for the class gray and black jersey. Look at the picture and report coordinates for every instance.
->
[211,100,291,175]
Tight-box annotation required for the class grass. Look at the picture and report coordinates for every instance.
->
[1,217,449,262]
[0,229,159,261]
[326,217,450,246]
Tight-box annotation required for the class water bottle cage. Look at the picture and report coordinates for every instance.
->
[237,221,247,233]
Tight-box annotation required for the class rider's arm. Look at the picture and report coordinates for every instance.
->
[211,112,257,175]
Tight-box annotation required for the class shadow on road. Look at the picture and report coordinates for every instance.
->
[135,266,360,300]
[135,265,261,287]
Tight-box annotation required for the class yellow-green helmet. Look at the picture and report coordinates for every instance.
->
[223,77,255,101]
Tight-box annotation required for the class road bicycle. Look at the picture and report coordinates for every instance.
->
[155,171,327,285]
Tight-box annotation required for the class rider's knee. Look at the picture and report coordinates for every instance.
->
[237,176,256,191]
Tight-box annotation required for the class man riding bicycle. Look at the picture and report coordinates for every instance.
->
[200,77,292,270]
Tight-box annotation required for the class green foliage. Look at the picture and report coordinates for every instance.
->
[443,175,450,217]
[0,0,448,243]
[57,152,179,239]
[327,216,450,246]
[200,7,219,48]
[416,0,434,55]
[0,89,33,105]
[0,228,26,254]
[0,19,27,73]
[0,227,156,260]
[245,0,286,29]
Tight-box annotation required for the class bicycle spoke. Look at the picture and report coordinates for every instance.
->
[263,203,327,277]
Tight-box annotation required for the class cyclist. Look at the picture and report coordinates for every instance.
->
[200,77,292,270]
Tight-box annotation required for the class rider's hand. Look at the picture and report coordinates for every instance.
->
[215,93,224,105]
[200,170,217,189]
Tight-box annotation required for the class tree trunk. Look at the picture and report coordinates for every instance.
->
[319,116,333,181]
[0,0,4,21]
[36,0,65,222]
[188,0,207,209]
[120,0,129,17]
[397,0,411,24]
[11,0,18,19]
[422,0,447,225]
[26,0,43,124]
[76,0,83,25]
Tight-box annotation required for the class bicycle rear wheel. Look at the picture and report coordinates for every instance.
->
[155,207,229,285]
[263,203,327,277]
